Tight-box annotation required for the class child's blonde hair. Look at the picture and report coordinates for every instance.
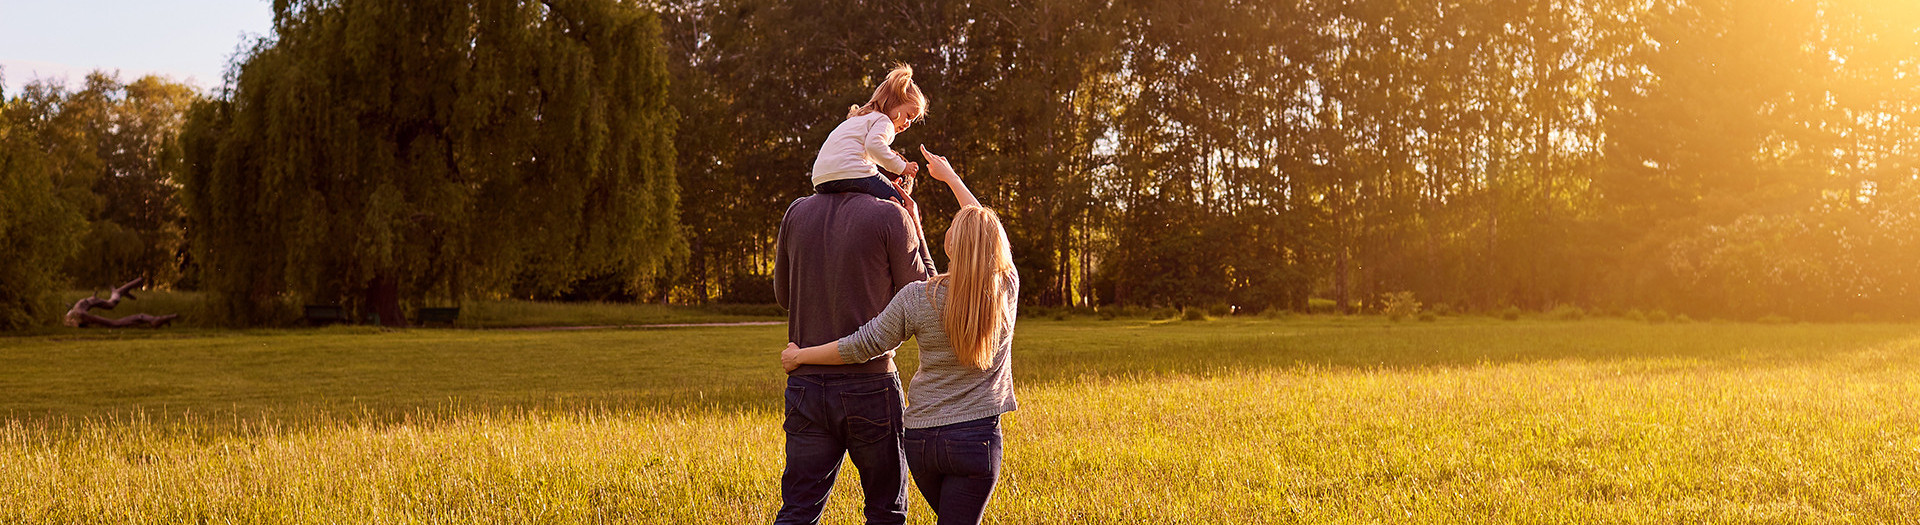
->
[847,64,928,121]
[926,206,1015,370]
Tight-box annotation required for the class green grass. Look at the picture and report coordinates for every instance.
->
[454,299,782,328]
[3,317,1918,523]
[41,289,783,330]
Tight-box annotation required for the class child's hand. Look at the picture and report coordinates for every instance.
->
[920,145,958,184]
[893,165,918,198]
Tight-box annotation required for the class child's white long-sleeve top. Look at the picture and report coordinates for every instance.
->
[811,111,910,186]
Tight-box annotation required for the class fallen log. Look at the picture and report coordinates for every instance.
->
[65,277,179,328]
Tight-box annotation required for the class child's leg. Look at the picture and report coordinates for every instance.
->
[813,174,903,202]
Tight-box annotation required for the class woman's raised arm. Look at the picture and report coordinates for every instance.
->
[921,145,979,208]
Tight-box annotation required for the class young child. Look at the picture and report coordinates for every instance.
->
[811,64,928,204]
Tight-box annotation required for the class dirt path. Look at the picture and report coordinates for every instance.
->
[496,321,784,331]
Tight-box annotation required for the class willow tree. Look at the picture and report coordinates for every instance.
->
[180,0,682,326]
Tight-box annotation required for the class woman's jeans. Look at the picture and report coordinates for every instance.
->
[904,415,1003,525]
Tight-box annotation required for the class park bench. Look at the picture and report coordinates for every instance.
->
[415,307,461,326]
[304,305,349,326]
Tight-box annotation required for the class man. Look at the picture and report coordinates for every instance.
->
[773,176,936,524]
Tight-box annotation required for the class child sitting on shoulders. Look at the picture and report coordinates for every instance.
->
[811,64,927,204]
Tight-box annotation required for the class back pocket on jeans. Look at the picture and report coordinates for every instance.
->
[783,386,812,434]
[840,388,898,445]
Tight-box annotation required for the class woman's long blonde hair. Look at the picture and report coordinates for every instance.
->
[928,206,1015,370]
[848,64,929,121]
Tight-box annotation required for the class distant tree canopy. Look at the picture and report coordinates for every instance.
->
[0,71,197,330]
[0,76,87,330]
[662,0,1920,320]
[4,0,1917,329]
[179,0,681,325]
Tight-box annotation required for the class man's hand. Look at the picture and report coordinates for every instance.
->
[890,167,922,223]
[781,342,804,372]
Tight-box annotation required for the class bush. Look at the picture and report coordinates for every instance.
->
[1547,305,1585,320]
[1624,309,1646,322]
[1499,306,1522,321]
[1418,313,1437,322]
[1021,301,1067,319]
[717,274,777,304]
[1052,303,1098,317]
[1381,291,1421,322]
[1206,303,1233,317]
[1183,307,1210,321]
[1646,310,1671,324]
[1150,307,1180,320]
[1428,303,1454,316]
[1674,314,1694,323]
[1307,298,1338,315]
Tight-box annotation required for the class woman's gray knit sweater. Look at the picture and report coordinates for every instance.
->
[838,275,1018,428]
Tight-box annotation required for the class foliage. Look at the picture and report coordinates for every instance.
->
[180,0,683,326]
[6,0,1918,323]
[0,84,88,330]
[656,0,1920,321]
[1182,307,1210,322]
[1646,310,1672,325]
[1307,298,1339,315]
[0,72,200,310]
[1381,291,1422,322]
[1499,306,1523,321]
[1547,305,1587,321]
[55,74,198,289]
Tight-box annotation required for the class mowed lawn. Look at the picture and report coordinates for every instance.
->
[3,318,1918,523]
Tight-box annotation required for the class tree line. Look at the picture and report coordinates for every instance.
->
[2,0,1916,329]
[666,0,1920,320]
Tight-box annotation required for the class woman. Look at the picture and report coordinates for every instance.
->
[782,146,1018,525]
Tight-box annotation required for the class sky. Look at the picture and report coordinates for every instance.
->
[1,0,274,95]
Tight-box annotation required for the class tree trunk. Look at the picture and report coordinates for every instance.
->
[366,274,406,327]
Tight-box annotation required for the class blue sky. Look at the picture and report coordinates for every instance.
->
[1,0,273,95]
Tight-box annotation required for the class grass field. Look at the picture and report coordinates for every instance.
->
[42,289,783,330]
[3,317,1917,523]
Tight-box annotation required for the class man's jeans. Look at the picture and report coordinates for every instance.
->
[903,415,1003,525]
[776,373,908,524]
